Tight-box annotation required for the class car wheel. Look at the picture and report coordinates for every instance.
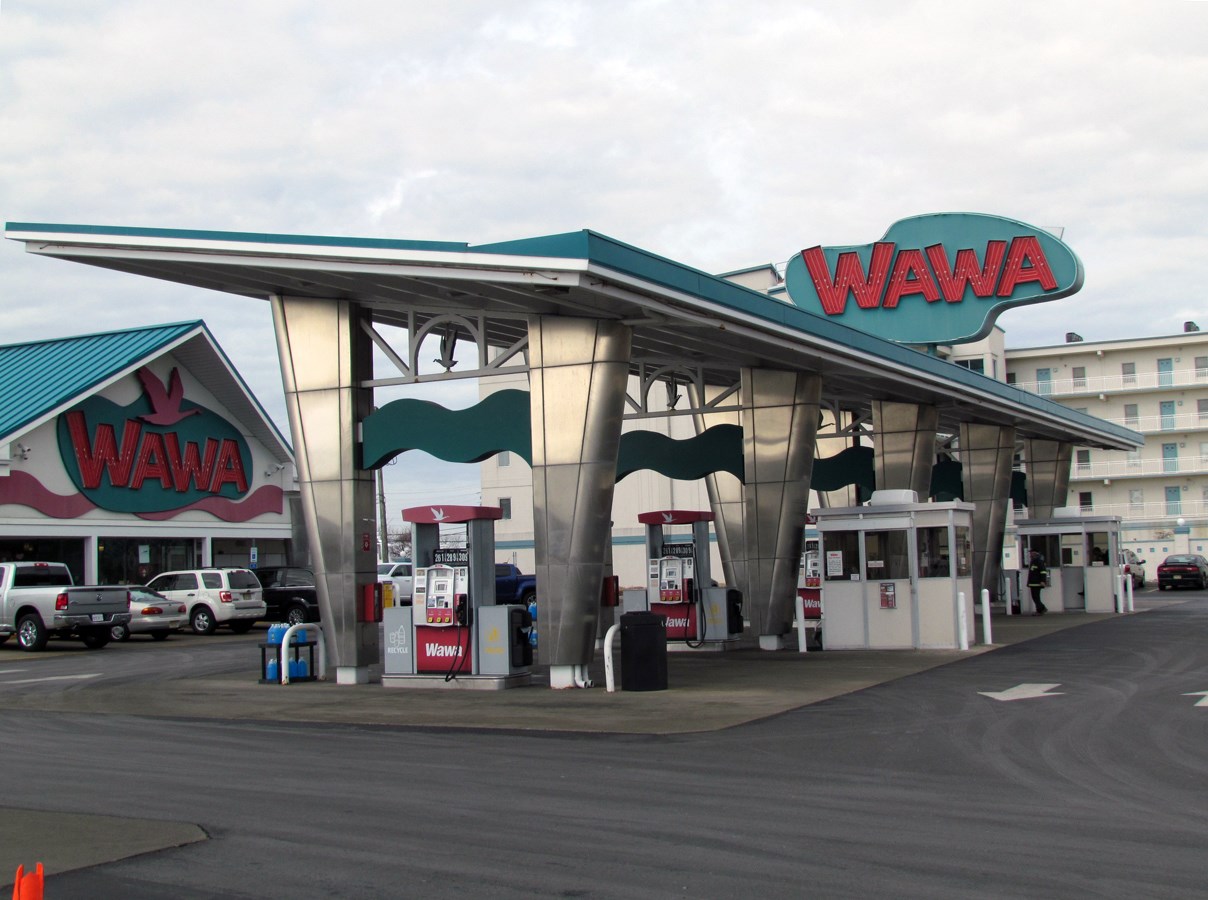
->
[150,630,171,641]
[229,620,255,634]
[285,605,307,627]
[521,590,536,607]
[81,628,110,649]
[191,606,217,635]
[110,623,131,642]
[16,613,47,652]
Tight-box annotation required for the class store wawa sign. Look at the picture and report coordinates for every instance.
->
[46,366,281,519]
[784,213,1084,344]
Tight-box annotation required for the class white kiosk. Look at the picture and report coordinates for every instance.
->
[1014,507,1124,614]
[813,491,976,650]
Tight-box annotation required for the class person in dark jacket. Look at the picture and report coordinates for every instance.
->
[1026,550,1049,615]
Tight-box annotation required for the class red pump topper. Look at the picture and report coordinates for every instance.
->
[359,582,383,623]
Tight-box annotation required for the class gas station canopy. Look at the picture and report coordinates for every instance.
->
[4,222,1141,450]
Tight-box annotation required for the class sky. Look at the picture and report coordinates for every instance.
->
[2,0,1207,535]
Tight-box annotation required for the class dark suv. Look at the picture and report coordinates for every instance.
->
[255,566,320,625]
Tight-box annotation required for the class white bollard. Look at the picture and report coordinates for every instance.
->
[604,624,620,693]
[957,591,969,651]
[980,588,993,645]
[795,594,808,654]
[1127,575,1135,613]
[1115,574,1125,614]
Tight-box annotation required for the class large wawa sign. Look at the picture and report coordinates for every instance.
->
[784,213,1083,344]
[46,367,281,520]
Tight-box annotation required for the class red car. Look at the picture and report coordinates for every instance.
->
[1157,555,1208,591]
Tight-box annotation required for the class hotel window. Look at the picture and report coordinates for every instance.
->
[1196,355,1208,379]
[1075,449,1091,473]
[1006,371,1017,385]
[498,450,511,467]
[1079,491,1094,511]
[1127,449,1142,469]
[499,497,512,519]
[1121,361,1136,385]
[1129,488,1144,512]
[955,358,985,374]
[1199,399,1208,423]
[1123,403,1139,427]
[1072,366,1087,388]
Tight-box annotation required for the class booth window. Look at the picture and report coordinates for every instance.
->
[1088,532,1110,565]
[864,530,909,580]
[823,531,861,581]
[1025,536,1060,570]
[954,527,972,577]
[917,527,951,578]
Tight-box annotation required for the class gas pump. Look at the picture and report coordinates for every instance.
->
[630,510,743,650]
[381,506,532,689]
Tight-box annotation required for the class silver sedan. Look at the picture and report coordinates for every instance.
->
[110,586,188,642]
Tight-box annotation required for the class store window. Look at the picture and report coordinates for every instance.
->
[97,537,196,585]
[823,531,861,581]
[864,530,910,580]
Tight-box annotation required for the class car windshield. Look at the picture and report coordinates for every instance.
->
[377,564,394,576]
[1164,556,1196,564]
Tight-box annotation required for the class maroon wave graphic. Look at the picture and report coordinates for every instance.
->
[0,471,97,518]
[135,485,284,522]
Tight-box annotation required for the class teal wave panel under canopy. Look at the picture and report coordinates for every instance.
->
[360,390,533,469]
[811,445,876,493]
[616,424,743,482]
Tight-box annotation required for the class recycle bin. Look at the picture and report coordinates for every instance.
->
[620,611,668,691]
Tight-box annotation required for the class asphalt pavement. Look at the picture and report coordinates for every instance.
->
[0,595,1185,891]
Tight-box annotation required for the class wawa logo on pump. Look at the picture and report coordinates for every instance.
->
[784,213,1084,345]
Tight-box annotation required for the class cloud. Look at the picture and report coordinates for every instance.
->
[3,0,1207,524]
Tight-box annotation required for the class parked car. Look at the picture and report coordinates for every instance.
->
[256,566,320,625]
[1157,554,1208,591]
[110,586,187,641]
[495,563,537,605]
[145,568,266,634]
[377,562,414,604]
[1121,549,1147,589]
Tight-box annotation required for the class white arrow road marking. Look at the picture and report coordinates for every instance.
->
[1183,691,1208,708]
[978,683,1064,702]
[0,673,101,686]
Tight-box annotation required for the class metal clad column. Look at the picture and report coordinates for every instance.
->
[271,296,378,683]
[693,385,746,601]
[959,423,1016,602]
[741,369,822,648]
[528,317,631,688]
[1023,438,1073,520]
[872,401,939,497]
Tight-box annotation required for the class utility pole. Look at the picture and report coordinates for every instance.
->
[376,465,389,562]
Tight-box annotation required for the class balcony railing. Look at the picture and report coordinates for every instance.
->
[1071,454,1208,480]
[1015,498,1207,522]
[1014,368,1208,397]
[1099,413,1208,434]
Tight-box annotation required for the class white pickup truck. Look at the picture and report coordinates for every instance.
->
[0,562,131,651]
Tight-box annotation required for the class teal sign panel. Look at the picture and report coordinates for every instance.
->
[784,213,1084,344]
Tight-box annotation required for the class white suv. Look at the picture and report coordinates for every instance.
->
[146,568,266,635]
[377,562,414,604]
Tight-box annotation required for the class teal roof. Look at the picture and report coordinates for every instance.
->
[0,321,202,440]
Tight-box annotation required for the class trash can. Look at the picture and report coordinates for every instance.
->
[620,611,667,691]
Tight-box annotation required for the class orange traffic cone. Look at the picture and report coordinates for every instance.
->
[11,863,44,900]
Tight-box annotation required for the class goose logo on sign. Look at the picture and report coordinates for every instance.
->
[784,213,1084,344]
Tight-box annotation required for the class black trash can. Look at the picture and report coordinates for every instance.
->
[620,611,667,691]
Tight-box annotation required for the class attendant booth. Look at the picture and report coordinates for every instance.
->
[1014,508,1123,614]
[813,491,976,650]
